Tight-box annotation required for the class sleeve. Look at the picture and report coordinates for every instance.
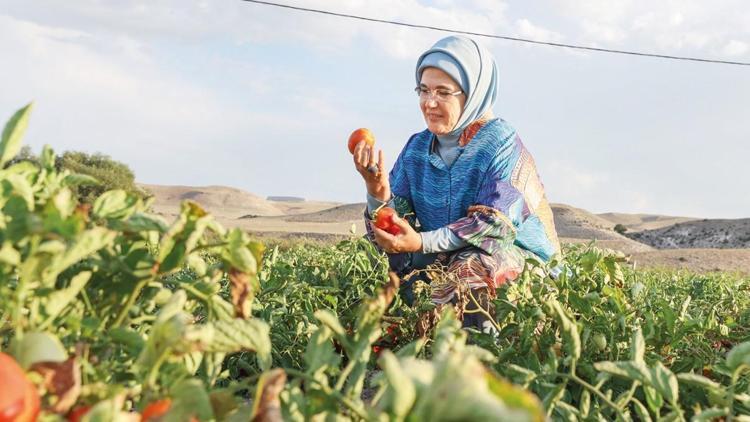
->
[366,192,395,215]
[446,133,526,255]
[420,227,468,253]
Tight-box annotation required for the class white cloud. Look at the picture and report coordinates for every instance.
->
[557,0,750,57]
[516,18,564,43]
[723,40,749,56]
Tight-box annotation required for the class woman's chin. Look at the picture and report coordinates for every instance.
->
[427,123,450,135]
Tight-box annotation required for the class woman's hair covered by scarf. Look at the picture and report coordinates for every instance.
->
[415,35,499,137]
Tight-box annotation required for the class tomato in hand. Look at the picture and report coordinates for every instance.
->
[141,399,171,421]
[0,352,40,422]
[373,207,402,235]
[348,128,376,154]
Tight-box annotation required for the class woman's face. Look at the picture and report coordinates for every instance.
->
[419,67,466,135]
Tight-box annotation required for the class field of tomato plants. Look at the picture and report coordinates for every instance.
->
[2,103,750,421]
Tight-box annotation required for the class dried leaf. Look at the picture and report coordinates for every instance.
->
[229,268,254,319]
[251,369,287,422]
[30,357,81,414]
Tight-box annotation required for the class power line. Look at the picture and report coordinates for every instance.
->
[241,0,750,67]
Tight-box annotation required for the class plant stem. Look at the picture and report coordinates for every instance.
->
[541,372,626,418]
[466,287,502,332]
[112,277,151,327]
[335,359,356,391]
[285,368,372,421]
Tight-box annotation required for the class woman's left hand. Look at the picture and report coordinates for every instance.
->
[371,215,422,253]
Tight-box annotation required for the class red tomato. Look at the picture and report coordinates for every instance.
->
[67,406,91,422]
[373,207,402,235]
[348,128,376,154]
[141,399,171,421]
[0,352,40,422]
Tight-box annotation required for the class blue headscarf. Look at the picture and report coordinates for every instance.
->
[415,36,499,137]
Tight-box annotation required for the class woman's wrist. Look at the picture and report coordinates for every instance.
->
[367,185,391,202]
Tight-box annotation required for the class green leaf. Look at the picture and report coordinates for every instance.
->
[184,318,272,371]
[92,189,138,220]
[314,309,347,337]
[165,378,215,422]
[544,300,581,360]
[0,103,33,166]
[542,384,566,413]
[631,326,645,363]
[121,212,168,233]
[630,398,652,422]
[304,325,340,382]
[643,385,663,415]
[3,174,34,211]
[223,228,258,274]
[647,362,679,405]
[379,351,416,418]
[11,331,68,369]
[594,361,649,384]
[62,173,100,187]
[692,408,729,421]
[0,241,20,266]
[46,227,116,283]
[395,338,427,359]
[485,371,545,420]
[676,372,721,391]
[726,341,750,372]
[39,271,92,329]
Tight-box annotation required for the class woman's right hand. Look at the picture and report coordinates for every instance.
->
[353,141,390,201]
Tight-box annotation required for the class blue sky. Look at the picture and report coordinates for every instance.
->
[1,0,748,218]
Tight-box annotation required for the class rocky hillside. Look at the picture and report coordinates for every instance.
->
[626,219,750,249]
[550,204,654,253]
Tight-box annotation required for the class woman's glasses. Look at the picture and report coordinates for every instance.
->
[414,86,463,102]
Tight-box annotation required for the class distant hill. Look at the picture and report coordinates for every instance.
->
[138,183,750,274]
[267,196,305,202]
[550,204,654,253]
[141,184,284,218]
[626,219,750,249]
[597,212,697,232]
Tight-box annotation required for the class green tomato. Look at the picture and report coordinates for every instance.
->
[592,333,607,351]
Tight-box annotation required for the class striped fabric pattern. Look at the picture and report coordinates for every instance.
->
[390,118,559,261]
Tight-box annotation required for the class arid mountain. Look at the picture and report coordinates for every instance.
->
[626,219,750,249]
[140,184,750,274]
[597,212,697,232]
[141,184,339,218]
[141,184,284,218]
[550,204,654,253]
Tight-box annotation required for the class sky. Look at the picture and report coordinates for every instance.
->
[0,0,748,218]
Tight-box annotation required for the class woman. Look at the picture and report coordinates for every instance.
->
[353,35,560,332]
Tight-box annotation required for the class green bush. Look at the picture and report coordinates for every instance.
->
[56,150,147,203]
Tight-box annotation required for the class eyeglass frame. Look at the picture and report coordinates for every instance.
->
[414,86,464,102]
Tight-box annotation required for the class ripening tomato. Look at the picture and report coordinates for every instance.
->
[67,405,91,422]
[373,207,402,235]
[347,128,376,154]
[141,399,171,421]
[0,352,40,422]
